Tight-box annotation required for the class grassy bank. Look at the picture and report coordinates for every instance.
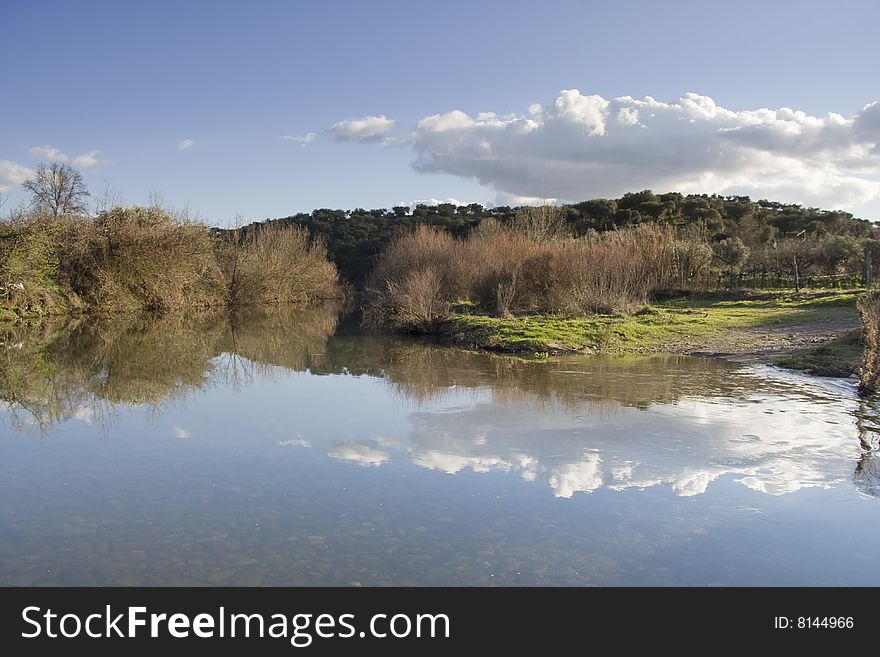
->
[361,213,868,380]
[441,290,862,375]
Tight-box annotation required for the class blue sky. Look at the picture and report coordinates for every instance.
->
[2,0,879,225]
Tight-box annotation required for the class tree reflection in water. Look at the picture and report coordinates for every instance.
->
[1,308,874,500]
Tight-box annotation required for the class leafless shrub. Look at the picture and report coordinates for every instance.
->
[62,205,224,313]
[509,205,568,241]
[365,223,697,329]
[858,291,880,396]
[364,227,456,330]
[1,205,339,317]
[218,223,338,307]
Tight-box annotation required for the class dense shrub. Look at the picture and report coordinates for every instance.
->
[217,223,338,307]
[63,206,225,313]
[0,206,339,318]
[365,223,696,331]
[0,213,75,316]
[858,291,880,396]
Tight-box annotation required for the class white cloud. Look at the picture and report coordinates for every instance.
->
[553,89,609,136]
[404,197,471,208]
[282,133,316,147]
[177,139,195,151]
[29,145,105,167]
[0,159,34,191]
[416,110,474,133]
[29,145,67,161]
[412,450,511,475]
[279,438,312,447]
[398,91,880,210]
[616,107,640,126]
[72,150,102,167]
[328,441,390,467]
[548,453,604,498]
[493,192,557,207]
[398,194,555,210]
[329,115,395,142]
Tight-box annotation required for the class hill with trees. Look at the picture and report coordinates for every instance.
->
[253,191,878,285]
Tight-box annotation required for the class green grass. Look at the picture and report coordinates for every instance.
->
[443,290,861,357]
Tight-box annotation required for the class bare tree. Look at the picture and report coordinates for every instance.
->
[93,179,122,214]
[510,205,568,241]
[22,162,90,218]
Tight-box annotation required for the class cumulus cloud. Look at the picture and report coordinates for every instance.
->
[329,115,395,142]
[282,132,316,145]
[399,90,880,210]
[0,159,34,191]
[177,138,195,151]
[29,145,105,167]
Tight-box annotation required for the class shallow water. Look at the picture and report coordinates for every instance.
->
[1,308,878,585]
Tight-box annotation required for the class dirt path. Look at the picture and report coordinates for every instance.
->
[664,314,862,366]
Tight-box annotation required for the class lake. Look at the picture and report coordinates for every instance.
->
[1,306,879,586]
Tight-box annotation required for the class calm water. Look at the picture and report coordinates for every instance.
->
[1,307,879,586]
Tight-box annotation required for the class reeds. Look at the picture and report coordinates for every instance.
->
[857,291,880,396]
[365,223,701,330]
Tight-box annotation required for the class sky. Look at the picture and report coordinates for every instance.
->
[1,0,879,225]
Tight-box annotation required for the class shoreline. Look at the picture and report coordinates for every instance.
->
[2,289,866,379]
[435,290,864,377]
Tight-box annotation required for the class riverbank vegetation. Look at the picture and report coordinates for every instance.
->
[271,190,876,285]
[3,162,878,386]
[362,204,867,377]
[857,292,880,395]
[364,220,698,329]
[1,165,338,320]
[445,290,859,361]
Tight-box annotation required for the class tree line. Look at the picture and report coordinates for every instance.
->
[257,190,877,285]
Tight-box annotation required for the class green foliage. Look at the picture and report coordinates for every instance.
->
[252,192,877,285]
[444,292,860,356]
[712,237,749,270]
[0,215,80,316]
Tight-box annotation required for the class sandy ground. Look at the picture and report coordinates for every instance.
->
[662,314,861,364]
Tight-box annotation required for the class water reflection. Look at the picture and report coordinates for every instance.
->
[0,306,339,430]
[855,452,880,497]
[1,310,878,586]
[0,312,871,501]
